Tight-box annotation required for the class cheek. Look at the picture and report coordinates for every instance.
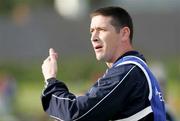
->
[106,39,119,55]
[100,33,111,44]
[103,35,115,47]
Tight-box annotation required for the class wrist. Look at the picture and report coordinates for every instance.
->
[44,77,57,87]
[44,74,56,81]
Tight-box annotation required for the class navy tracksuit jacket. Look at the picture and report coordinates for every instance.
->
[41,51,166,121]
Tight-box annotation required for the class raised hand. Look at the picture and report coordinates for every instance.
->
[42,48,58,80]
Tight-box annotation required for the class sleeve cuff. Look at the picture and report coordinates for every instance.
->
[44,77,57,87]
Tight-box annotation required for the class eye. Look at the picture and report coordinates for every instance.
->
[90,29,94,34]
[97,28,106,32]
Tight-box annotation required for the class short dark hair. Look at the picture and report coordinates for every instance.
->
[90,6,133,42]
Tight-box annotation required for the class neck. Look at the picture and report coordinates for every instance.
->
[106,62,113,68]
[106,46,134,68]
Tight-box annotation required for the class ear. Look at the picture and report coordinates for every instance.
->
[120,27,130,42]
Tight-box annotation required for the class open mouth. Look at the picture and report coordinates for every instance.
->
[95,45,103,50]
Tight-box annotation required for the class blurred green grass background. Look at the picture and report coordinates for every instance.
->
[0,57,179,121]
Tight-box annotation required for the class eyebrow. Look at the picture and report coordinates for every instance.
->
[90,26,107,32]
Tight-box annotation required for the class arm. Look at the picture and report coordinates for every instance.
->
[41,49,144,121]
[41,70,136,121]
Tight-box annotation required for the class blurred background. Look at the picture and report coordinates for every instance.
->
[0,0,179,121]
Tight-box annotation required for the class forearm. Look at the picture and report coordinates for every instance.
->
[41,77,113,121]
[42,78,79,120]
[41,74,132,121]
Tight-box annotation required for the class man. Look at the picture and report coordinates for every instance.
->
[41,6,166,121]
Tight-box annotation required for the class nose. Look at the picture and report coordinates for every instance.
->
[91,30,99,42]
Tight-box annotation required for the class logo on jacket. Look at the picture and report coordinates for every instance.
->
[155,88,164,102]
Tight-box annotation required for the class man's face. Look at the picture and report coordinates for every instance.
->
[90,15,121,62]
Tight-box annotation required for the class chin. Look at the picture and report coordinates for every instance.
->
[96,55,106,62]
[96,56,102,61]
[96,56,101,61]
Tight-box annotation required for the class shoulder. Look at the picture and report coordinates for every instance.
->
[106,63,136,77]
[106,63,147,83]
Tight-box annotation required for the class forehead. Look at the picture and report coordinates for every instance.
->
[90,15,112,28]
